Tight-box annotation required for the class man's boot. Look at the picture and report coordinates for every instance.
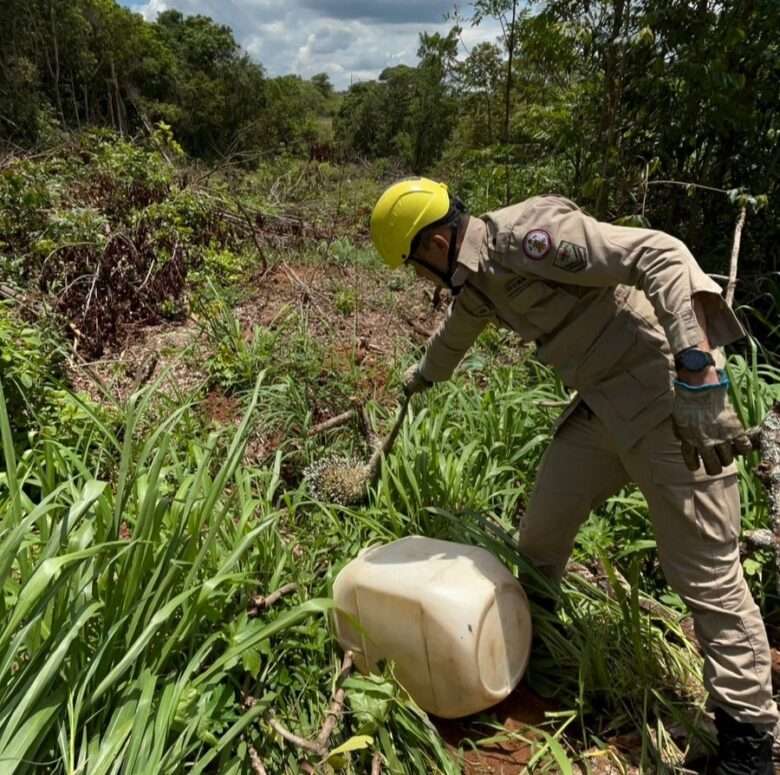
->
[714,708,773,774]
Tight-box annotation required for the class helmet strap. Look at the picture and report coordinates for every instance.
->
[408,221,462,291]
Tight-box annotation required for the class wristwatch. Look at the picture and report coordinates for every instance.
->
[674,348,716,372]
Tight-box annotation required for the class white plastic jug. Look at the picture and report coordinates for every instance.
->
[332,535,533,719]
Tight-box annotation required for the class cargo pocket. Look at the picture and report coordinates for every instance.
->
[575,315,637,386]
[654,471,741,544]
[594,368,662,421]
[505,279,578,333]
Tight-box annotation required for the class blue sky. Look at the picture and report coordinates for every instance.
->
[118,0,501,89]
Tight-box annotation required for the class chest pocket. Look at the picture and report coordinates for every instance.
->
[502,276,578,334]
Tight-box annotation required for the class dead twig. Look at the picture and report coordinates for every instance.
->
[248,744,268,775]
[248,582,297,617]
[234,197,269,272]
[280,261,327,318]
[372,751,383,775]
[266,651,355,764]
[403,316,433,339]
[268,717,323,754]
[315,650,354,752]
[308,409,357,437]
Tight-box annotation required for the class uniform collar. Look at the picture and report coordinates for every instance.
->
[454,216,486,280]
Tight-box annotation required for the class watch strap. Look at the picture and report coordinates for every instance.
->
[674,348,716,372]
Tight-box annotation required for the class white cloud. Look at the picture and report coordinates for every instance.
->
[122,0,503,89]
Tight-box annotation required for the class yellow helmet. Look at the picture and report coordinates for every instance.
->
[370,177,451,269]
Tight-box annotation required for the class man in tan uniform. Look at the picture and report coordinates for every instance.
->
[369,178,777,774]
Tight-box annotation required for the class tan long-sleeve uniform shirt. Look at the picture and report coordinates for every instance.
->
[419,195,745,449]
[418,195,780,727]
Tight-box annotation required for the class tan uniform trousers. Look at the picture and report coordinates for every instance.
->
[518,402,779,728]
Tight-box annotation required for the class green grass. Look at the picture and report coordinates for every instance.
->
[5,334,762,771]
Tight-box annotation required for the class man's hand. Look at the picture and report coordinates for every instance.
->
[672,373,753,475]
[403,365,432,397]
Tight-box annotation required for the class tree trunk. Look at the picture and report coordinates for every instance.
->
[502,0,518,205]
[70,73,80,128]
[725,205,747,308]
[502,0,517,145]
[107,83,116,130]
[110,59,125,135]
[595,0,628,218]
[49,0,65,124]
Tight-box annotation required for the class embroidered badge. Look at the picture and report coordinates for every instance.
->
[522,229,552,261]
[553,241,588,273]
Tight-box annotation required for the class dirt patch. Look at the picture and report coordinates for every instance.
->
[434,684,555,774]
[203,388,242,425]
[67,317,207,406]
[65,261,448,410]
[241,261,443,338]
[235,261,447,405]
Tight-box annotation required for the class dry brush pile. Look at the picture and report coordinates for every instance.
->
[0,129,324,358]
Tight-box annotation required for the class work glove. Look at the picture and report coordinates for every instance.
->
[403,365,432,397]
[672,371,753,475]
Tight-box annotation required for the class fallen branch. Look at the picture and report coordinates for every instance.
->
[266,650,355,763]
[234,197,269,273]
[308,409,357,437]
[248,744,268,775]
[315,650,354,752]
[403,316,433,339]
[280,261,327,318]
[248,583,297,617]
[268,717,323,754]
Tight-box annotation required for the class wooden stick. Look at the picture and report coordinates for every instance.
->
[267,651,354,765]
[280,261,326,318]
[249,583,297,616]
[268,717,323,754]
[315,650,354,751]
[248,745,268,775]
[367,397,411,486]
[308,409,357,437]
[403,317,433,339]
[371,751,383,775]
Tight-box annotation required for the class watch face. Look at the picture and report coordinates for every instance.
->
[679,349,711,371]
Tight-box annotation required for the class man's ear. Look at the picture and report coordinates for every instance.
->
[430,231,450,256]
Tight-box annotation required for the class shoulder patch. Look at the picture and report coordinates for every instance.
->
[553,241,588,273]
[522,229,553,261]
